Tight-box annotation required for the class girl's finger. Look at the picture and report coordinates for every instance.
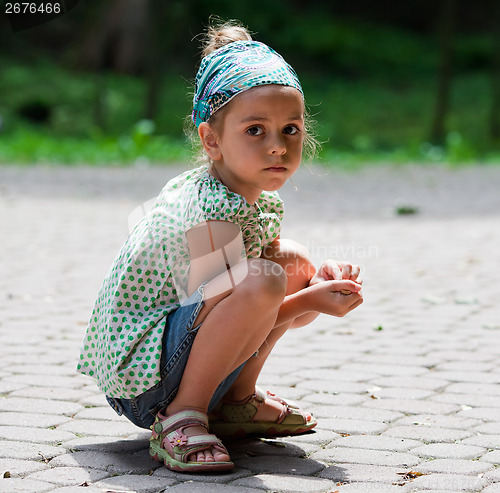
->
[328,279,362,293]
[323,260,342,280]
[350,265,361,281]
[341,263,352,280]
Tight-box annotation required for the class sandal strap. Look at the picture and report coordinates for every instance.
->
[152,409,208,438]
[215,388,292,424]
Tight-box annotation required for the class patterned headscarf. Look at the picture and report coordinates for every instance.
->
[192,40,303,127]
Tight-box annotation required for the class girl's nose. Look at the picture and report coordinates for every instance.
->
[269,135,286,155]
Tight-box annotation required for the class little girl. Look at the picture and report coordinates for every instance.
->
[77,21,363,473]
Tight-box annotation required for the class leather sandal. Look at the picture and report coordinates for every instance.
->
[208,387,317,438]
[149,409,234,472]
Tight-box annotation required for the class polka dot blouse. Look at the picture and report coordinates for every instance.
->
[77,166,284,399]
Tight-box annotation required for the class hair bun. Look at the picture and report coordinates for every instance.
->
[202,19,253,58]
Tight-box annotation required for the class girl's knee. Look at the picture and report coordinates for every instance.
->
[242,258,287,301]
[262,239,315,294]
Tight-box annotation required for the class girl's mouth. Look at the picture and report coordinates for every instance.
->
[265,166,286,172]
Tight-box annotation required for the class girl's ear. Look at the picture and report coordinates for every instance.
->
[198,123,222,161]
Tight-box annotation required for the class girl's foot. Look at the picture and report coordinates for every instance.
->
[184,423,230,463]
[151,408,232,471]
[208,388,316,438]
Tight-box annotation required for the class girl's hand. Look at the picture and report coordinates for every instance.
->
[307,279,363,317]
[310,260,362,286]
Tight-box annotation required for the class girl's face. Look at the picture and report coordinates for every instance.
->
[203,85,304,204]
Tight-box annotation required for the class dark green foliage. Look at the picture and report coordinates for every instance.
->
[1,2,499,164]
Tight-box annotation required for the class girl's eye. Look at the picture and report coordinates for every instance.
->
[283,125,299,135]
[247,126,263,136]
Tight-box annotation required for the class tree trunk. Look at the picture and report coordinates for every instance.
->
[78,0,148,74]
[143,0,167,121]
[490,0,500,140]
[430,0,457,145]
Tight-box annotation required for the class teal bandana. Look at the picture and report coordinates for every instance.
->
[192,41,303,127]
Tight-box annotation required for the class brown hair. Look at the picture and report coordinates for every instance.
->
[201,18,253,58]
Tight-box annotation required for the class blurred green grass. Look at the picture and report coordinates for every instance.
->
[1,26,499,166]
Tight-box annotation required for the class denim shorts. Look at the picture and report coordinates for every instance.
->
[106,284,246,429]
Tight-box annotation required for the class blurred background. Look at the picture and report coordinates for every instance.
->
[1,0,499,166]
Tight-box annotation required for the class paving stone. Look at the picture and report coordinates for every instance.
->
[426,350,497,363]
[0,397,82,416]
[319,462,406,484]
[341,362,428,376]
[303,404,402,423]
[153,465,252,483]
[255,374,300,387]
[363,398,459,415]
[316,417,388,435]
[446,382,500,396]
[0,458,47,478]
[384,425,471,443]
[410,443,485,459]
[0,440,65,460]
[406,473,488,491]
[484,485,500,493]
[300,393,365,407]
[73,406,126,421]
[256,385,309,402]
[484,468,500,481]
[27,466,110,486]
[0,478,54,492]
[232,473,335,492]
[234,455,325,476]
[396,413,483,430]
[49,450,161,474]
[0,382,22,394]
[3,374,86,389]
[473,422,500,434]
[78,394,110,407]
[330,483,405,492]
[165,483,261,492]
[275,429,340,446]
[355,354,440,368]
[293,368,377,382]
[327,435,422,452]
[295,380,371,394]
[428,371,500,384]
[479,449,500,463]
[0,412,71,428]
[405,490,465,493]
[369,387,436,400]
[457,406,500,421]
[57,418,141,437]
[431,393,500,408]
[368,376,450,391]
[226,437,312,458]
[93,473,177,492]
[10,387,92,402]
[311,447,420,467]
[435,361,496,372]
[62,435,150,453]
[416,458,493,475]
[48,487,103,493]
[0,425,76,445]
[6,365,77,376]
[460,434,500,449]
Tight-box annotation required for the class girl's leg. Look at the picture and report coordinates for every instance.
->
[220,239,316,420]
[165,258,287,462]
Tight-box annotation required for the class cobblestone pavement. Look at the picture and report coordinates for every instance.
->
[1,163,500,493]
